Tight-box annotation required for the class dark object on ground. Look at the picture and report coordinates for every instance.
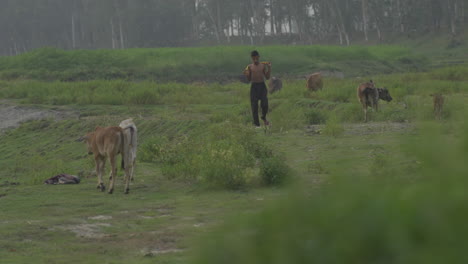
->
[268,77,282,94]
[44,174,81,184]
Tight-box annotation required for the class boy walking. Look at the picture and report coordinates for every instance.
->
[244,50,271,127]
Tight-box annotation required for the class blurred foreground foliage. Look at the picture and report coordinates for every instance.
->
[193,120,468,263]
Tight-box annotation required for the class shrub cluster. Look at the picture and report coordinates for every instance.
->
[140,122,291,189]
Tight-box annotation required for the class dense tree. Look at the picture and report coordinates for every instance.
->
[0,0,466,55]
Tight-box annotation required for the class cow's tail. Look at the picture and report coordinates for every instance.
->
[120,130,126,170]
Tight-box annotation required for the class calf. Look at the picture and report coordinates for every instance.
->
[431,94,444,120]
[357,80,393,122]
[306,73,323,91]
[81,126,131,194]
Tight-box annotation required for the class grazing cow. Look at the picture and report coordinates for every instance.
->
[431,94,444,120]
[306,73,323,91]
[80,126,130,194]
[119,119,137,182]
[357,80,393,122]
[268,77,283,94]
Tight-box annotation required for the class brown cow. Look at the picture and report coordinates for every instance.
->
[306,73,323,91]
[81,126,131,194]
[431,94,444,120]
[357,80,393,122]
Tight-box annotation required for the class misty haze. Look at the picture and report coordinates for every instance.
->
[0,1,467,264]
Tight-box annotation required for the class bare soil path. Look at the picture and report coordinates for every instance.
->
[0,100,75,132]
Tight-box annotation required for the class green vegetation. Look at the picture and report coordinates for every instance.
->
[0,44,467,263]
[0,45,425,81]
[1,64,465,127]
[193,121,468,264]
[140,121,290,189]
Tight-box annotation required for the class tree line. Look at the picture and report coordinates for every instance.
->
[1,0,466,55]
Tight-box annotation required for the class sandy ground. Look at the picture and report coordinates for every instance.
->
[0,101,76,132]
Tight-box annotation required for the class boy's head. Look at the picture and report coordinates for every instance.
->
[251,50,260,64]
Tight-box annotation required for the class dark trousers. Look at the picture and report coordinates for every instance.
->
[250,82,269,126]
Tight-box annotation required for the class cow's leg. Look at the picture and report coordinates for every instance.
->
[364,108,368,122]
[127,159,135,182]
[123,165,131,194]
[108,154,117,194]
[361,103,368,123]
[131,159,136,182]
[96,157,106,191]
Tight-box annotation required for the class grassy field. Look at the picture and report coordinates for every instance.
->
[1,43,468,263]
[0,45,426,82]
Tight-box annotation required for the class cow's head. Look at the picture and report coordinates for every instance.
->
[377,87,393,102]
[76,132,94,155]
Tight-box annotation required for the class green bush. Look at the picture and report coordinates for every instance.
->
[260,155,292,186]
[139,122,291,189]
[197,141,254,189]
[323,114,344,137]
[139,136,170,163]
[305,109,327,124]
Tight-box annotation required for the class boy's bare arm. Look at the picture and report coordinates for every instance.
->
[245,65,252,82]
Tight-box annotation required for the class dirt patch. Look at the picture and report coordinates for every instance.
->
[0,101,76,132]
[142,249,185,257]
[306,122,413,136]
[137,229,183,256]
[58,223,111,238]
[88,215,113,221]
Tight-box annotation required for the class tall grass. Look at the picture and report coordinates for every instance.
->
[0,80,245,106]
[7,74,461,133]
[0,45,422,81]
[0,65,466,128]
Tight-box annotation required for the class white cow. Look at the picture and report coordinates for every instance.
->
[119,118,137,182]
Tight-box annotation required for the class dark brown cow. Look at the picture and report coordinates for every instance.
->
[431,94,444,120]
[268,76,283,94]
[306,73,323,91]
[81,126,131,194]
[357,80,392,122]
